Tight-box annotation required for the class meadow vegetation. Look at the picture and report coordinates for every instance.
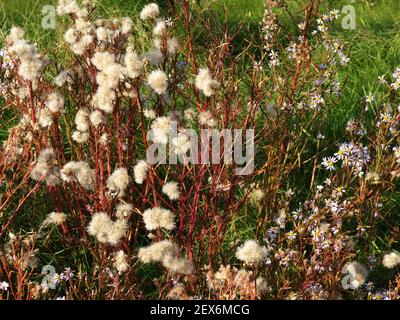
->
[0,0,399,300]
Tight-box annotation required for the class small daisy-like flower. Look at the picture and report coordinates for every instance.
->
[253,61,263,71]
[165,17,174,27]
[334,148,345,160]
[365,281,374,291]
[322,156,337,171]
[297,21,306,30]
[335,186,345,196]
[365,95,375,104]
[53,273,62,285]
[61,267,74,281]
[317,24,328,33]
[287,292,298,300]
[391,80,400,90]
[329,9,340,20]
[0,281,9,291]
[378,75,386,84]
[286,230,297,241]
[380,113,392,123]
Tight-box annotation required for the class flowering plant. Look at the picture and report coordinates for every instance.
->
[0,0,399,300]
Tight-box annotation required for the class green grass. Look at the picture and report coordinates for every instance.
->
[1,0,399,198]
[1,0,398,223]
[2,0,399,124]
[201,0,400,136]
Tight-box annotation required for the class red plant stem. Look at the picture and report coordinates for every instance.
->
[114,97,124,167]
[98,142,106,209]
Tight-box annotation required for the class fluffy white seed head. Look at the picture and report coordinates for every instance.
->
[46,92,65,113]
[149,116,171,145]
[138,240,178,263]
[124,46,143,79]
[249,188,265,203]
[341,261,368,289]
[38,108,53,128]
[72,130,89,143]
[92,51,116,71]
[7,26,25,44]
[195,68,220,97]
[114,250,129,273]
[172,133,191,156]
[54,70,70,87]
[107,168,131,197]
[133,160,149,184]
[138,240,192,275]
[153,20,166,36]
[57,0,80,16]
[97,63,124,89]
[162,181,180,201]
[107,219,128,245]
[75,108,90,132]
[41,212,67,227]
[162,255,193,275]
[45,167,61,187]
[236,240,267,265]
[70,41,87,55]
[30,148,56,181]
[140,3,159,20]
[60,161,96,191]
[87,212,128,245]
[256,277,268,294]
[99,133,109,145]
[30,161,51,181]
[116,203,134,220]
[87,212,113,243]
[89,110,105,127]
[143,207,175,231]
[198,110,216,127]
[121,17,132,35]
[184,108,196,121]
[383,252,400,269]
[92,86,116,113]
[147,69,168,95]
[96,27,110,42]
[143,109,156,119]
[38,148,56,163]
[64,28,78,44]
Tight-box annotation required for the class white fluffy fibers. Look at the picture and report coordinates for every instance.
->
[140,3,159,20]
[107,168,131,197]
[236,240,267,265]
[133,160,149,184]
[383,252,400,269]
[162,181,180,201]
[143,207,175,231]
[195,68,220,97]
[147,70,168,95]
